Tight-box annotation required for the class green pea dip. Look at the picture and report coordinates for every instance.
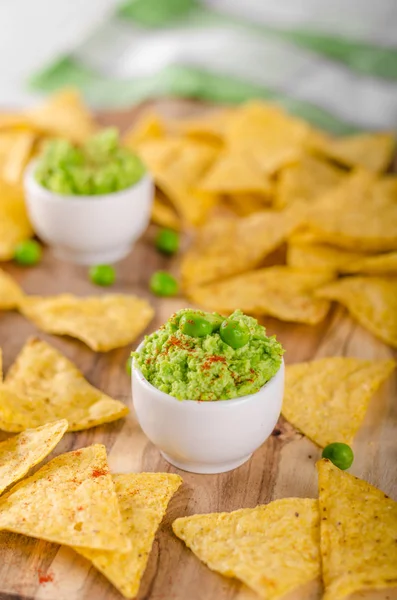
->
[133,309,284,401]
[34,128,146,195]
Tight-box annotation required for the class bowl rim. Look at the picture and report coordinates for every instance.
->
[24,158,152,204]
[132,341,285,408]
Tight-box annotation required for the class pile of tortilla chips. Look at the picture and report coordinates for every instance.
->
[0,437,182,598]
[173,459,397,600]
[125,101,397,343]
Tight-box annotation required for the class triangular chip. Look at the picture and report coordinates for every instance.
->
[317,459,397,600]
[181,208,303,288]
[0,338,128,432]
[187,267,333,325]
[77,473,182,598]
[123,113,166,149]
[173,498,320,600]
[282,357,395,447]
[198,152,272,195]
[275,154,345,209]
[151,191,181,231]
[0,131,36,185]
[0,268,24,309]
[343,251,397,275]
[224,192,273,217]
[19,293,154,351]
[225,101,310,174]
[0,419,68,495]
[316,276,397,348]
[308,130,395,173]
[173,108,235,144]
[0,182,33,261]
[24,89,96,143]
[304,169,397,252]
[0,444,129,551]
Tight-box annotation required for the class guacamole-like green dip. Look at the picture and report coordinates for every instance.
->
[34,128,145,195]
[133,309,283,401]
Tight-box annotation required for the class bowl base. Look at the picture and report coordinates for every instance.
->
[53,244,132,265]
[160,451,252,474]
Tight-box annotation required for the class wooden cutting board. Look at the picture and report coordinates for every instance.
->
[0,100,396,600]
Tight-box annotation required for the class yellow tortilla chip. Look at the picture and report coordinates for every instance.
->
[316,276,397,348]
[173,498,320,600]
[0,419,68,495]
[198,152,272,195]
[137,137,182,176]
[308,130,395,173]
[343,251,397,275]
[173,108,235,144]
[0,181,34,261]
[224,192,273,217]
[187,266,333,324]
[282,358,395,448]
[0,444,129,551]
[317,459,397,600]
[0,338,128,432]
[225,101,310,174]
[151,192,181,231]
[19,293,154,351]
[155,140,218,225]
[181,208,303,288]
[304,169,397,251]
[24,89,96,143]
[123,112,165,149]
[0,268,24,309]
[275,154,345,209]
[77,473,182,598]
[0,131,36,185]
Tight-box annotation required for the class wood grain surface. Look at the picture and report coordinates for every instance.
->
[0,101,396,600]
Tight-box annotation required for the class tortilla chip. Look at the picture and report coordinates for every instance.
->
[316,276,397,348]
[224,192,273,217]
[137,138,182,176]
[304,169,397,252]
[181,208,303,288]
[0,268,24,309]
[0,181,34,261]
[151,192,181,231]
[282,358,395,448]
[198,152,272,195]
[24,89,96,143]
[174,108,235,144]
[0,338,128,432]
[287,243,367,271]
[0,419,68,495]
[155,140,218,225]
[19,293,154,351]
[0,444,129,551]
[187,267,333,324]
[123,113,165,149]
[0,131,36,185]
[317,459,397,600]
[225,101,310,174]
[77,473,182,598]
[275,154,345,209]
[343,252,397,275]
[308,130,395,173]
[173,498,320,600]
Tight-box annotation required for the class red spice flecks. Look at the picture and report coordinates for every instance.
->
[165,335,194,353]
[38,569,54,584]
[91,467,109,478]
[77,506,84,511]
[74,450,82,456]
[201,355,226,370]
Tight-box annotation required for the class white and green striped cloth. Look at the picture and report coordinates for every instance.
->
[31,0,397,133]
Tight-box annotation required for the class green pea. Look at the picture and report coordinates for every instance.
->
[322,443,354,470]
[220,319,250,349]
[180,312,212,337]
[155,228,180,255]
[150,271,178,297]
[89,264,116,287]
[126,355,132,376]
[14,240,42,266]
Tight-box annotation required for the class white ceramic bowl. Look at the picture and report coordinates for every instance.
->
[24,161,154,265]
[132,346,284,474]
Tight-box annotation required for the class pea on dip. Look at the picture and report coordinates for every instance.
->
[133,309,283,401]
[34,128,145,195]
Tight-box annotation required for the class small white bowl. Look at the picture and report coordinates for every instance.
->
[24,161,154,265]
[132,346,284,474]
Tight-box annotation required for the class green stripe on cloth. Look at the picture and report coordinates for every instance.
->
[118,0,397,81]
[30,57,359,134]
